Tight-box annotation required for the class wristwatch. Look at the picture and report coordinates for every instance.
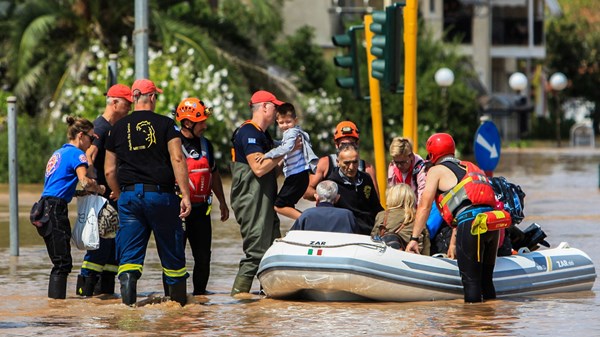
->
[409,236,420,242]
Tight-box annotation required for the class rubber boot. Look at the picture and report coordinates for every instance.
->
[119,273,138,306]
[48,274,68,299]
[230,275,253,296]
[192,254,211,295]
[168,281,187,306]
[162,273,169,297]
[75,274,99,297]
[97,273,116,295]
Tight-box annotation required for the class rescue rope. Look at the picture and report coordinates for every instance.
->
[275,238,387,252]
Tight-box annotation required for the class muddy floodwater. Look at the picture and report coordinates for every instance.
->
[1,148,599,336]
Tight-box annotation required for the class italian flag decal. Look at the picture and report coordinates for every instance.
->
[308,249,323,256]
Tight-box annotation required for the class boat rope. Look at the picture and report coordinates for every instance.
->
[274,239,387,252]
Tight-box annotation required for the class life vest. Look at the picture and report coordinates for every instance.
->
[183,136,212,204]
[436,160,497,226]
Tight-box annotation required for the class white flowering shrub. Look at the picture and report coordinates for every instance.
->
[47,39,344,171]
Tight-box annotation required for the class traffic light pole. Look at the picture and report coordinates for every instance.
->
[364,14,387,208]
[404,0,418,151]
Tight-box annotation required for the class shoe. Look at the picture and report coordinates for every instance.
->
[119,273,138,306]
[97,273,116,295]
[48,274,67,299]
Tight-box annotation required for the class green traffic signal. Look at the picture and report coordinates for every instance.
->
[331,25,364,99]
[369,2,405,92]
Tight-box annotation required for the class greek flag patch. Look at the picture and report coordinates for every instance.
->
[248,137,256,144]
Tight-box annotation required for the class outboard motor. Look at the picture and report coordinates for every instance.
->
[510,223,550,252]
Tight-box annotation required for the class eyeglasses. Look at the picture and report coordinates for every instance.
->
[394,159,411,166]
[83,132,95,141]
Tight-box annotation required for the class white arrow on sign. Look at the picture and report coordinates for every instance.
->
[476,134,498,158]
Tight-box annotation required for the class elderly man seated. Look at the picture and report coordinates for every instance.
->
[290,180,357,233]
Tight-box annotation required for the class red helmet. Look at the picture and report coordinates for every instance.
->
[334,121,360,141]
[175,98,211,122]
[426,133,455,163]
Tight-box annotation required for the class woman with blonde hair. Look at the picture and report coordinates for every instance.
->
[372,184,430,254]
[387,137,427,205]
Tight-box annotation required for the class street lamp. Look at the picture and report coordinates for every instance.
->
[508,72,527,93]
[550,72,568,147]
[435,67,454,131]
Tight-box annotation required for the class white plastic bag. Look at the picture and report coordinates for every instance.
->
[72,194,106,250]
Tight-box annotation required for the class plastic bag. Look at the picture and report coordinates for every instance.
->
[72,195,106,250]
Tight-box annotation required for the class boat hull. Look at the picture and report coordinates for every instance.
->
[257,231,596,302]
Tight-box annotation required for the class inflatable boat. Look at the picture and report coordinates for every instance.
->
[257,230,596,302]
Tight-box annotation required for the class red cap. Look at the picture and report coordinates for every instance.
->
[105,84,132,103]
[249,90,284,106]
[132,79,163,95]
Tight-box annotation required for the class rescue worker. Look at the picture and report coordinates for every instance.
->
[304,120,378,201]
[328,143,383,235]
[104,79,191,306]
[406,133,500,303]
[230,90,285,295]
[76,83,132,297]
[175,97,229,295]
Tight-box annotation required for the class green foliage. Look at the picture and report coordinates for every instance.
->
[546,0,600,133]
[0,113,65,183]
[270,26,329,92]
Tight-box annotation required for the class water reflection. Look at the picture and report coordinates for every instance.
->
[0,149,599,336]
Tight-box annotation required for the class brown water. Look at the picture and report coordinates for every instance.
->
[1,148,599,336]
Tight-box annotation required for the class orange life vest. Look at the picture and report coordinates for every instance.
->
[184,137,212,204]
[436,160,497,225]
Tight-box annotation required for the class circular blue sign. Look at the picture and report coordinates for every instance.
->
[474,121,501,171]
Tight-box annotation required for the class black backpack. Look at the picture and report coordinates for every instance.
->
[490,176,526,225]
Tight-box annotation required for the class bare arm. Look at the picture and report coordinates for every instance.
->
[211,169,229,221]
[76,165,104,195]
[405,166,441,254]
[168,137,191,219]
[246,152,281,178]
[104,150,120,200]
[303,156,328,201]
[85,144,99,179]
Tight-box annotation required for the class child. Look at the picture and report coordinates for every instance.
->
[372,184,430,255]
[256,103,318,219]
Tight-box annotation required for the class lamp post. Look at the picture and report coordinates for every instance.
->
[550,72,568,147]
[508,72,527,93]
[508,72,527,140]
[435,67,454,131]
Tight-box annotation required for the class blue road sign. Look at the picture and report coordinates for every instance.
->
[474,120,501,171]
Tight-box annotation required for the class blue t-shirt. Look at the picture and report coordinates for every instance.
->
[41,143,88,202]
[232,122,273,164]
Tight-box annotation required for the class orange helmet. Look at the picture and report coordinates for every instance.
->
[426,133,455,164]
[175,98,211,123]
[334,121,360,140]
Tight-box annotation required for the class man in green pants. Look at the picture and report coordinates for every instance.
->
[230,90,285,295]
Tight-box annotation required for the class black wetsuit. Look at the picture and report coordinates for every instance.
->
[440,160,499,303]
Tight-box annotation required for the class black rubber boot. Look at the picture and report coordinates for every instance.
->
[192,254,211,295]
[230,275,253,296]
[119,272,138,306]
[48,274,68,299]
[75,274,99,297]
[168,281,187,306]
[162,273,169,297]
[97,273,116,295]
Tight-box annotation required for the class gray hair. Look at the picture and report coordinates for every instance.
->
[316,180,338,203]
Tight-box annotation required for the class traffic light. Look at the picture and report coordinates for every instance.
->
[332,25,363,99]
[370,2,405,92]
